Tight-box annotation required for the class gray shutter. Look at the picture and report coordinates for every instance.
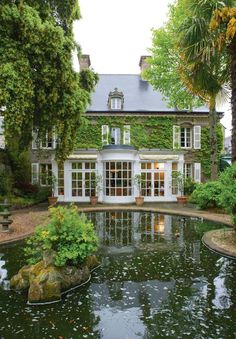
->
[102,125,109,145]
[31,163,39,185]
[194,126,201,149]
[123,125,131,145]
[194,163,201,182]
[32,130,38,149]
[173,125,180,149]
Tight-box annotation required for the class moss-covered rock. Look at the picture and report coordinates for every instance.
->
[10,256,100,303]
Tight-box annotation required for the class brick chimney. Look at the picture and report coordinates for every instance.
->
[139,56,150,72]
[79,55,91,70]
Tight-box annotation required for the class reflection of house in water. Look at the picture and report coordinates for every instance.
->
[0,254,8,289]
[90,211,181,252]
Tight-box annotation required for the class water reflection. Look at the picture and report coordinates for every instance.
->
[0,253,8,290]
[0,211,235,338]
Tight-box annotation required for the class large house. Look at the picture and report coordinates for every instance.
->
[1,56,223,203]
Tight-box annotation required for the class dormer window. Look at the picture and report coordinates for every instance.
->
[108,88,124,110]
[111,98,122,110]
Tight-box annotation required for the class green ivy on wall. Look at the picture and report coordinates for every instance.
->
[196,124,223,179]
[75,116,174,149]
[75,115,223,180]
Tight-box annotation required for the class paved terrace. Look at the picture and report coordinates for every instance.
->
[0,202,233,246]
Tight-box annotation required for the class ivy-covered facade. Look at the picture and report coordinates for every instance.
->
[28,56,223,203]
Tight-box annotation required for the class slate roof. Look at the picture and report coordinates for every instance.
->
[87,74,209,113]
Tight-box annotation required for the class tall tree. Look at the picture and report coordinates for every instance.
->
[0,1,98,161]
[209,3,236,162]
[144,0,228,179]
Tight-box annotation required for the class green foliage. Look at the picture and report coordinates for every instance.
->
[25,205,98,266]
[183,177,197,196]
[190,181,222,209]
[0,2,98,161]
[75,116,173,149]
[218,163,236,217]
[143,27,202,110]
[0,167,13,196]
[196,124,223,178]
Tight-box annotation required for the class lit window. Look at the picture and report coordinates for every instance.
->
[105,162,132,196]
[71,162,97,197]
[141,162,165,197]
[180,127,192,148]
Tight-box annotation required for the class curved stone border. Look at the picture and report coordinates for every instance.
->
[202,229,236,259]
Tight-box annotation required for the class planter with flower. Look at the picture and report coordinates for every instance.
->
[172,171,196,205]
[47,173,58,206]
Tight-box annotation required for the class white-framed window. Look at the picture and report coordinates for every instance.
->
[173,125,201,150]
[111,98,122,110]
[40,164,52,186]
[111,127,121,144]
[58,164,64,196]
[141,162,165,197]
[0,115,4,134]
[180,127,192,148]
[101,125,130,145]
[105,161,132,196]
[184,163,193,178]
[172,162,178,195]
[32,130,56,149]
[71,162,96,197]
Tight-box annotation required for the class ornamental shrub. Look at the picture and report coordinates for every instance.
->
[189,181,222,209]
[25,205,98,267]
[218,163,236,219]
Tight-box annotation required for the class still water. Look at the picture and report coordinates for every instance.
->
[0,211,236,339]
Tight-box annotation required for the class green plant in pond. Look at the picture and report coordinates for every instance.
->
[25,205,98,267]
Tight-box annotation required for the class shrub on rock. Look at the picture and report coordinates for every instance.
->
[24,205,98,267]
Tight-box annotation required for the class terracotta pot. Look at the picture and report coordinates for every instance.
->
[90,196,98,206]
[135,196,144,206]
[48,196,58,206]
[177,196,188,205]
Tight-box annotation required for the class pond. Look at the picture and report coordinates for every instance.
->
[0,211,236,338]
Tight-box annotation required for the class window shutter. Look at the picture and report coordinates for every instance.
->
[173,125,180,149]
[194,163,201,183]
[102,125,109,145]
[52,133,57,149]
[32,130,38,149]
[0,116,4,134]
[123,125,130,145]
[31,163,39,185]
[194,126,201,149]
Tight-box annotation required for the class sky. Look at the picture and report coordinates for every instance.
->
[74,0,231,136]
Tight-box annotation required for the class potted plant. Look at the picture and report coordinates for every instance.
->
[47,173,58,206]
[134,174,145,206]
[90,174,102,206]
[172,171,188,204]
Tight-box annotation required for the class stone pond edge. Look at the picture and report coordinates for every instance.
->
[202,229,236,260]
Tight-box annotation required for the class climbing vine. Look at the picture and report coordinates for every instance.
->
[76,115,223,180]
[75,116,174,149]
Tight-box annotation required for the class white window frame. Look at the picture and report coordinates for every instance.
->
[0,115,4,134]
[180,127,192,149]
[111,98,122,110]
[111,127,121,145]
[194,163,201,182]
[184,163,193,178]
[40,163,52,186]
[71,162,97,197]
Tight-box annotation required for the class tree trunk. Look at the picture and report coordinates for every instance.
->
[229,36,236,163]
[209,97,218,180]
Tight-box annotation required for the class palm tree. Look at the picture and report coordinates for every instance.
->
[178,0,236,163]
[176,0,229,178]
